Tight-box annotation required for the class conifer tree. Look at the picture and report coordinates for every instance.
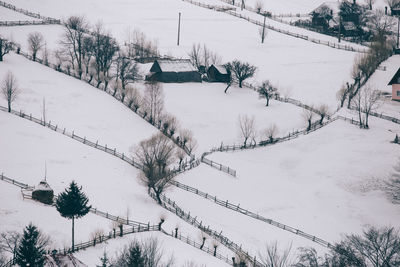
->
[55,181,91,251]
[15,224,47,267]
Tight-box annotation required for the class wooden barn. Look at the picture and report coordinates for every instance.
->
[207,64,231,83]
[388,68,400,101]
[146,59,201,83]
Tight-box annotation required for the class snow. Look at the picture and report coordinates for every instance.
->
[0,6,41,21]
[74,232,230,266]
[157,59,198,72]
[214,64,228,74]
[0,0,357,108]
[176,118,400,246]
[0,53,157,155]
[160,82,309,153]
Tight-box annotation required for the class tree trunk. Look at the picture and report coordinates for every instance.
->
[7,101,11,113]
[239,80,243,88]
[0,53,3,61]
[72,216,75,252]
[365,113,369,129]
[266,96,269,106]
[33,52,36,61]
[155,192,162,205]
[224,83,231,93]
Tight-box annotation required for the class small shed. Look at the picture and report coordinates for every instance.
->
[32,180,54,205]
[207,64,231,83]
[388,68,400,101]
[146,59,201,83]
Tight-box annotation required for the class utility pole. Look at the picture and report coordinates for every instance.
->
[397,15,399,48]
[177,12,181,46]
[261,13,266,43]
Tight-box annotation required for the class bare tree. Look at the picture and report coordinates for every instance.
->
[352,85,381,128]
[0,231,21,260]
[188,43,221,72]
[317,104,329,125]
[258,80,278,106]
[238,114,256,147]
[365,0,376,9]
[302,108,314,131]
[225,60,257,88]
[337,83,349,108]
[263,124,278,143]
[82,36,94,76]
[61,16,89,78]
[188,43,202,71]
[178,129,195,151]
[1,71,19,112]
[116,53,140,96]
[134,133,176,204]
[386,0,400,10]
[260,241,293,267]
[241,0,246,10]
[0,36,13,62]
[143,82,164,124]
[255,0,264,13]
[368,9,396,41]
[27,32,44,61]
[125,86,142,111]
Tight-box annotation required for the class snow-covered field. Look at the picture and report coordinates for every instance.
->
[0,53,157,155]
[177,118,400,245]
[0,5,41,21]
[1,0,400,265]
[0,0,357,108]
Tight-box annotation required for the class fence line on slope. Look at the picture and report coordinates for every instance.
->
[0,173,235,266]
[0,0,60,24]
[0,20,60,26]
[14,50,196,159]
[149,192,264,266]
[347,106,400,125]
[169,180,332,248]
[200,156,237,177]
[181,0,367,53]
[0,105,200,179]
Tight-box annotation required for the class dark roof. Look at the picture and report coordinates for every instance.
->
[388,68,400,85]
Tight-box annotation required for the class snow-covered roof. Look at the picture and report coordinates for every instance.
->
[214,65,228,75]
[156,59,197,72]
[34,180,53,192]
[310,1,339,15]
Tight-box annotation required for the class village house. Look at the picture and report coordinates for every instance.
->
[388,68,400,101]
[207,64,231,83]
[145,59,202,83]
[309,1,339,30]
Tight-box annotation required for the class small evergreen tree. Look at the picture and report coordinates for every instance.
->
[15,224,47,267]
[394,134,399,144]
[55,181,91,251]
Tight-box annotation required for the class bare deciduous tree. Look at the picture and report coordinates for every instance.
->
[302,108,314,131]
[27,32,44,61]
[61,16,89,78]
[0,36,13,62]
[255,0,264,13]
[337,83,349,108]
[238,114,256,147]
[116,53,140,95]
[143,82,164,124]
[352,85,381,128]
[0,231,21,260]
[260,241,293,267]
[188,43,221,72]
[365,0,376,9]
[263,124,278,143]
[258,80,278,106]
[126,86,142,111]
[225,60,257,88]
[385,159,400,203]
[317,104,329,125]
[134,133,176,204]
[368,9,396,41]
[1,71,19,112]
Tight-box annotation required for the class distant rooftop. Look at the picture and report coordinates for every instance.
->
[156,59,197,72]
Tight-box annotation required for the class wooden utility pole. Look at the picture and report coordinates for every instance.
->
[177,12,181,46]
[397,16,399,48]
[261,14,266,43]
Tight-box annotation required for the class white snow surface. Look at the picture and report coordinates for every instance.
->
[0,0,357,108]
[0,5,41,21]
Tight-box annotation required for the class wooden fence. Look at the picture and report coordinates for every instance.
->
[0,20,60,26]
[0,0,60,24]
[182,0,367,53]
[166,231,234,265]
[348,106,400,125]
[0,172,30,189]
[149,192,264,266]
[200,155,237,177]
[170,180,332,249]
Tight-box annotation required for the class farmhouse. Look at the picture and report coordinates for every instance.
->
[309,1,339,30]
[388,68,400,101]
[146,59,201,83]
[207,64,231,83]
